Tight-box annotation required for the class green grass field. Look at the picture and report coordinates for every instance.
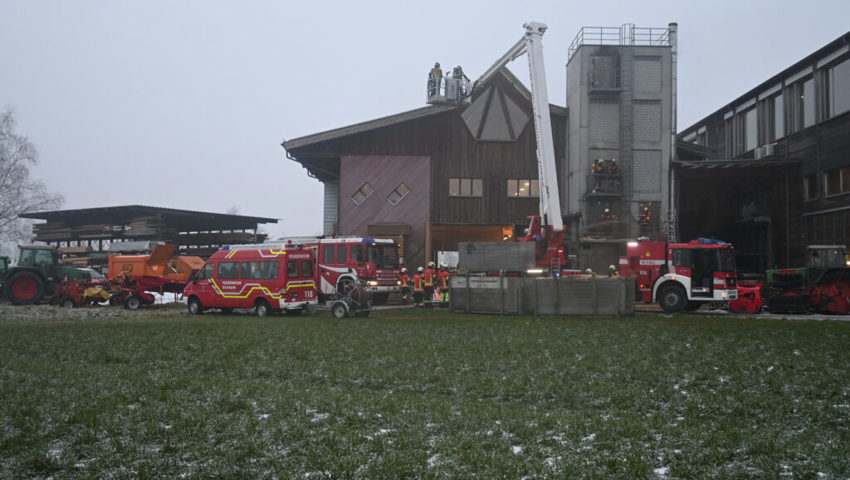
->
[1,308,849,479]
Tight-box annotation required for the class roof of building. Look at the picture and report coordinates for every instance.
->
[20,205,277,231]
[282,68,566,152]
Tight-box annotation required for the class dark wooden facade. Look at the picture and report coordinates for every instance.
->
[285,71,567,268]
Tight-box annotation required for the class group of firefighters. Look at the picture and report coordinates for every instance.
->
[398,261,451,308]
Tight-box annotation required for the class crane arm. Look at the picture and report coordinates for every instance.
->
[473,22,563,232]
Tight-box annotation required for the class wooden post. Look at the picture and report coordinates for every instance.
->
[465,272,470,313]
[553,274,560,315]
[591,274,598,317]
[500,271,505,315]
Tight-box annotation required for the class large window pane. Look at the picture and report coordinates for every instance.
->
[774,94,784,140]
[803,78,815,127]
[833,59,850,117]
[745,108,757,151]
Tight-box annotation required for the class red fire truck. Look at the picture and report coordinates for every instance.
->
[183,246,318,317]
[619,238,738,313]
[231,237,401,304]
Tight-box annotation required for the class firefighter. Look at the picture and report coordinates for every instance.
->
[638,205,652,225]
[399,267,410,303]
[423,261,437,308]
[412,267,425,307]
[428,62,442,97]
[607,158,621,175]
[608,264,620,277]
[437,264,451,308]
[601,207,617,221]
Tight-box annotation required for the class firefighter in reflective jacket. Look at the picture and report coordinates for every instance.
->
[638,205,652,225]
[423,261,437,308]
[437,264,451,308]
[412,267,425,307]
[601,207,617,221]
[399,267,410,303]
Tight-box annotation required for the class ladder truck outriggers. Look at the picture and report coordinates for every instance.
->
[475,22,566,272]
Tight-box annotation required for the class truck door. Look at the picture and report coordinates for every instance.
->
[690,249,714,298]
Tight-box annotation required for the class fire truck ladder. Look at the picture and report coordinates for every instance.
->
[666,208,679,243]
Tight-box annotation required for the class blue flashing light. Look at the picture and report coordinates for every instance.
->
[698,237,727,245]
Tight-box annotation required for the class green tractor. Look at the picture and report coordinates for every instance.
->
[762,245,850,314]
[3,245,93,305]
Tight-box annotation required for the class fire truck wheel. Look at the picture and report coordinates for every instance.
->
[255,300,270,317]
[659,284,687,313]
[187,297,203,314]
[60,297,75,308]
[124,295,141,310]
[331,301,348,319]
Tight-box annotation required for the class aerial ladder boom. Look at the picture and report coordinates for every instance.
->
[474,22,565,269]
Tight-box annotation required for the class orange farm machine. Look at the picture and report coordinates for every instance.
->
[107,245,205,309]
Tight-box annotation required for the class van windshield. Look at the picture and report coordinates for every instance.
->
[368,244,399,269]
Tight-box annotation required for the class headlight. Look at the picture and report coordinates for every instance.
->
[367,280,378,286]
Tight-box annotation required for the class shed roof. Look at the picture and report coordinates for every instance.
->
[20,205,277,232]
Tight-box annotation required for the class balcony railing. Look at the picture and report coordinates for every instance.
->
[568,24,672,61]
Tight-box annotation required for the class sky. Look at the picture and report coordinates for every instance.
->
[2,0,849,239]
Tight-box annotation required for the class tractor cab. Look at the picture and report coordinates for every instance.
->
[806,245,847,269]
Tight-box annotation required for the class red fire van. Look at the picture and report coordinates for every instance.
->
[183,246,318,316]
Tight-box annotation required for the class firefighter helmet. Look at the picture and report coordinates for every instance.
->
[401,268,408,274]
[428,261,436,268]
[609,265,616,271]
[417,267,424,273]
[585,268,593,274]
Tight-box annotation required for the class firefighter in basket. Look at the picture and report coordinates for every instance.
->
[399,267,410,304]
[412,267,425,307]
[423,261,437,308]
[601,207,617,221]
[437,264,451,308]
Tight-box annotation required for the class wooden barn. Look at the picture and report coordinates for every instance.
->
[283,68,567,269]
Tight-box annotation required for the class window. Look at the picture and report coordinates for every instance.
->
[301,260,313,278]
[672,249,692,268]
[337,245,347,264]
[830,58,850,117]
[824,167,850,197]
[323,245,335,264]
[197,263,214,280]
[241,261,278,279]
[449,178,483,197]
[287,261,299,278]
[351,245,365,262]
[507,179,539,197]
[804,175,818,201]
[351,182,375,205]
[803,78,815,128]
[744,108,757,152]
[774,94,784,140]
[386,182,410,206]
[217,261,239,279]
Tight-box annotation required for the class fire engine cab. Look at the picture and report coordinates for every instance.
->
[619,238,738,313]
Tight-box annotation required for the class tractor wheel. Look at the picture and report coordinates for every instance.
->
[187,297,203,314]
[766,293,810,313]
[255,300,270,317]
[60,297,76,308]
[124,295,142,310]
[6,271,45,305]
[659,284,687,313]
[331,301,348,319]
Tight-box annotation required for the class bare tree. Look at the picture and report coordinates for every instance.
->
[0,108,63,254]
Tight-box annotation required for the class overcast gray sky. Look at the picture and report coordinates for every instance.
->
[2,0,848,238]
